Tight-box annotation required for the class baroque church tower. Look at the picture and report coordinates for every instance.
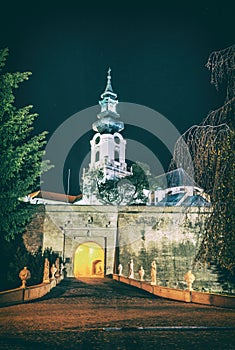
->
[82,69,132,204]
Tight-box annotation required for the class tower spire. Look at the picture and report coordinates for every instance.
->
[101,67,117,99]
[106,67,112,91]
[92,68,124,134]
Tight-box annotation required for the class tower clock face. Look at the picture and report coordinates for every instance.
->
[114,136,120,144]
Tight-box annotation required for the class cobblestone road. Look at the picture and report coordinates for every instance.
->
[0,278,235,349]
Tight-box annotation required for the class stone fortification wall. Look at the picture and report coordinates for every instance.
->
[24,204,223,292]
[23,206,45,253]
[117,206,221,292]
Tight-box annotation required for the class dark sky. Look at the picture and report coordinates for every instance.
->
[0,1,234,194]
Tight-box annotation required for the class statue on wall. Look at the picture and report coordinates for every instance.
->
[43,258,50,283]
[55,258,60,278]
[128,259,134,279]
[138,266,145,281]
[150,260,157,285]
[50,263,57,280]
[118,263,123,276]
[94,261,103,276]
[60,262,65,279]
[19,266,31,288]
[184,270,195,291]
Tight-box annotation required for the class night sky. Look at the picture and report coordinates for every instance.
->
[0,1,234,194]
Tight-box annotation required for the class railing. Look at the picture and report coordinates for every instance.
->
[0,277,62,307]
[113,274,235,308]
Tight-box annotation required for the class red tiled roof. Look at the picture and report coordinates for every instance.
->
[29,190,82,203]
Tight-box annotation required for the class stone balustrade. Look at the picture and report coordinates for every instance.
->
[113,274,235,308]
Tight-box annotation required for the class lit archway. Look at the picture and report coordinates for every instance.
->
[74,242,104,278]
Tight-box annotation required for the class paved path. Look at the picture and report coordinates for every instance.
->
[0,278,235,349]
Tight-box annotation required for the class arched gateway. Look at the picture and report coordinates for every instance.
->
[74,242,104,278]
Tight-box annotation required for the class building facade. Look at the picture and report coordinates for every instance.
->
[23,70,224,291]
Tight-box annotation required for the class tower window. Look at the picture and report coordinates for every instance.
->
[95,136,100,144]
[114,150,119,162]
[95,151,100,162]
[114,136,120,144]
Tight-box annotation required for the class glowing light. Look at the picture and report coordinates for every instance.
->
[74,242,104,278]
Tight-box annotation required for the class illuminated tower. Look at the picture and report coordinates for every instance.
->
[82,69,132,203]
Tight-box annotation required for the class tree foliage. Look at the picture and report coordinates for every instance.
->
[171,45,235,274]
[101,162,149,205]
[0,232,59,291]
[0,48,51,240]
[83,162,149,205]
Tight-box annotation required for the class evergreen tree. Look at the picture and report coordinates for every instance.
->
[0,48,50,240]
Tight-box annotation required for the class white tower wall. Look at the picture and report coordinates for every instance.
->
[90,132,128,175]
